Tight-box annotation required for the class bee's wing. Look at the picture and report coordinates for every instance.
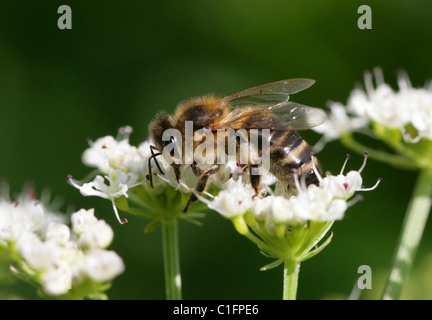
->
[210,79,320,131]
[210,101,326,131]
[224,78,316,108]
[267,101,326,130]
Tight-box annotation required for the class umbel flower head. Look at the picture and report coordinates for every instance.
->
[194,153,381,269]
[0,183,124,299]
[68,126,224,229]
[314,68,432,170]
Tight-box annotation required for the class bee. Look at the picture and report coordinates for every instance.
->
[148,79,326,212]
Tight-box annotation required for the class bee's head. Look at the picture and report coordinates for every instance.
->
[149,111,173,152]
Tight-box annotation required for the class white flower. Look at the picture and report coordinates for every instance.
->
[82,135,121,173]
[0,198,62,243]
[41,261,72,295]
[321,171,362,199]
[0,185,124,298]
[0,202,35,243]
[316,69,432,143]
[17,210,122,296]
[260,196,302,235]
[71,208,99,235]
[319,154,364,199]
[290,185,347,221]
[82,127,144,176]
[17,233,61,270]
[68,170,141,224]
[71,209,114,248]
[76,170,139,200]
[206,178,255,218]
[78,220,114,249]
[320,153,382,200]
[268,196,296,223]
[313,102,368,152]
[252,196,273,222]
[45,222,71,245]
[82,130,164,181]
[84,249,125,282]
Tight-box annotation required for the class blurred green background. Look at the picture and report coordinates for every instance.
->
[1,0,432,299]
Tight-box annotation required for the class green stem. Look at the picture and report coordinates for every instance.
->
[381,167,432,300]
[340,134,417,170]
[283,259,300,300]
[162,219,182,300]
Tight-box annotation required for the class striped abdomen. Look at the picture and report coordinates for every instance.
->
[269,130,320,187]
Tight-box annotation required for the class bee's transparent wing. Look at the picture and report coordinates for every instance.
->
[224,78,315,108]
[210,78,320,131]
[266,101,326,130]
[210,101,326,131]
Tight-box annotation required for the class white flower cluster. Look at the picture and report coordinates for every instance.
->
[81,128,149,179]
[69,128,151,224]
[69,126,243,223]
[200,154,380,232]
[0,189,124,297]
[314,69,432,149]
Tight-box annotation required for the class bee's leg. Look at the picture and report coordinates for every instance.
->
[172,163,181,182]
[249,164,261,198]
[147,145,164,188]
[183,164,220,213]
[191,161,202,176]
[150,145,165,174]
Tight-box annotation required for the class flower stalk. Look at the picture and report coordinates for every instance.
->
[162,218,182,300]
[339,134,417,171]
[382,167,432,299]
[283,259,300,300]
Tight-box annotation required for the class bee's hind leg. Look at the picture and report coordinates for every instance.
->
[249,164,261,198]
[183,164,220,213]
